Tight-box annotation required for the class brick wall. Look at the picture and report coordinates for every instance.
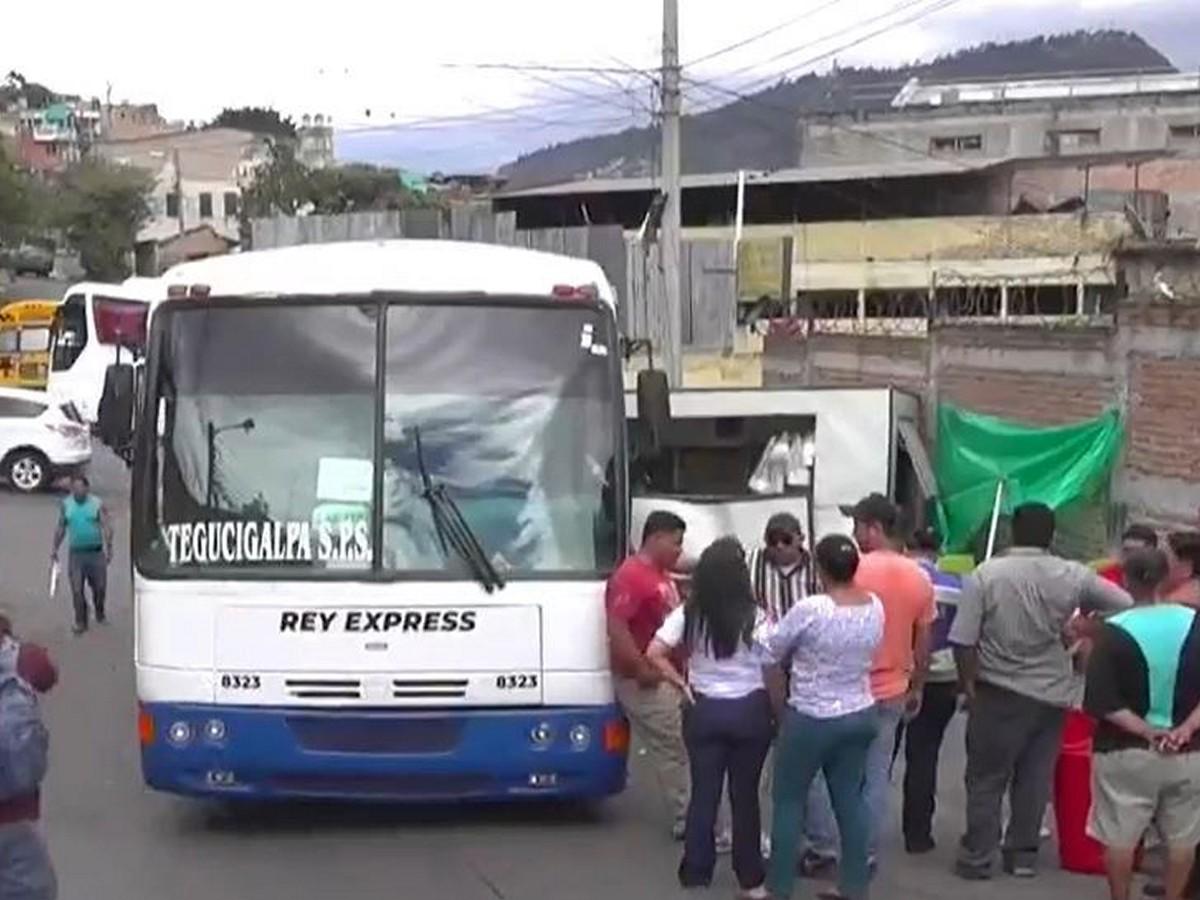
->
[1128,356,1200,482]
[939,367,1116,425]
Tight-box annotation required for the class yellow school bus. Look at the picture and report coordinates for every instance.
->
[0,299,60,389]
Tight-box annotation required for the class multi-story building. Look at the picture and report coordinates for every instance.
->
[800,71,1200,236]
[297,114,335,170]
[104,102,174,141]
[9,100,103,173]
[94,128,271,272]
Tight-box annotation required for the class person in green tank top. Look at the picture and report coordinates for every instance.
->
[50,475,113,636]
[1085,547,1200,900]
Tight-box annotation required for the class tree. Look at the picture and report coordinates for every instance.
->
[306,164,432,214]
[55,161,153,281]
[241,143,436,221]
[0,71,55,110]
[240,139,311,218]
[209,106,296,141]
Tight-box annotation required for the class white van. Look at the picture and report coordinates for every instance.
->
[47,279,162,423]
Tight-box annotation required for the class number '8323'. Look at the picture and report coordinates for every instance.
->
[495,673,538,690]
[220,673,261,690]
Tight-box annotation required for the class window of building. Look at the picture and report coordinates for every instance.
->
[930,134,982,154]
[199,193,213,219]
[165,192,180,219]
[223,192,239,218]
[1168,124,1200,146]
[1049,129,1101,150]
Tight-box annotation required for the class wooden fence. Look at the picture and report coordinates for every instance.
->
[250,208,737,349]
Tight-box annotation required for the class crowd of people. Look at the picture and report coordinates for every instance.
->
[608,496,1200,900]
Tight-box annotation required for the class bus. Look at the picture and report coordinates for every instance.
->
[102,240,630,802]
[0,299,59,389]
[47,279,161,423]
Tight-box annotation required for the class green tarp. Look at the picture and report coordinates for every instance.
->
[935,404,1124,552]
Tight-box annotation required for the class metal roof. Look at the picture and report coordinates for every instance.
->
[495,157,1003,199]
[892,71,1200,109]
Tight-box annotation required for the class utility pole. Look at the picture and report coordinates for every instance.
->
[658,0,683,387]
[173,148,185,235]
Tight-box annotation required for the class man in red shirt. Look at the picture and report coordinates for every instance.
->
[607,510,690,837]
[1097,524,1159,588]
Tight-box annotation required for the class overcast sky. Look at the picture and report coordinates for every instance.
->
[4,0,1196,171]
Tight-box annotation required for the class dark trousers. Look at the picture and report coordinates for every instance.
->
[958,682,1066,874]
[68,550,106,628]
[680,689,773,890]
[902,680,959,845]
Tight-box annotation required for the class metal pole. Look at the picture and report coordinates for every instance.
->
[985,480,1005,561]
[173,148,185,235]
[659,0,683,387]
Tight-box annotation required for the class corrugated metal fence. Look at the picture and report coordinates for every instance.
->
[250,209,736,349]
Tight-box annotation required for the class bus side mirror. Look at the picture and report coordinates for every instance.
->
[97,363,136,460]
[636,368,670,455]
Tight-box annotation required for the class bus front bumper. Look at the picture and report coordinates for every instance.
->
[139,702,629,802]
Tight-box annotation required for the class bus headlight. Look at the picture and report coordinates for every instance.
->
[568,724,591,751]
[530,722,554,748]
[167,721,192,747]
[203,719,227,743]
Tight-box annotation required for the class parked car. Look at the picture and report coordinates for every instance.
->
[0,242,54,278]
[0,387,90,492]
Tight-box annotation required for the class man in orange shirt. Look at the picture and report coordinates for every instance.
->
[800,494,934,874]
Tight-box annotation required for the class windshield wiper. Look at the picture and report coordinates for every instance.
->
[410,425,505,594]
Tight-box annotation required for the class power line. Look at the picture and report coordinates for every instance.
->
[682,0,846,69]
[442,62,656,80]
[703,0,955,99]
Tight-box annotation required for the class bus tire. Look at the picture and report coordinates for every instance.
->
[6,449,50,493]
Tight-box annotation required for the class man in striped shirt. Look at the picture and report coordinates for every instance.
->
[748,512,817,622]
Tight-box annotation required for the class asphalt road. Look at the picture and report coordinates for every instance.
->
[2,451,1110,900]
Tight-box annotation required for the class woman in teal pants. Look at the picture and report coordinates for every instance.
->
[765,534,884,900]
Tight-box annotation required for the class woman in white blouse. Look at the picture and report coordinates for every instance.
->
[648,537,775,900]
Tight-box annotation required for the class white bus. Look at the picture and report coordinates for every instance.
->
[48,278,162,423]
[107,240,630,802]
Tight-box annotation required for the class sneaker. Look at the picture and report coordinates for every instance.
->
[96,613,108,625]
[737,885,771,900]
[954,861,993,881]
[715,830,733,855]
[71,623,88,636]
[1004,860,1037,878]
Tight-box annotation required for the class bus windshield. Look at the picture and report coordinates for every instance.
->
[135,297,622,580]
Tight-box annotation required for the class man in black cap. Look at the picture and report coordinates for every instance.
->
[748,512,816,624]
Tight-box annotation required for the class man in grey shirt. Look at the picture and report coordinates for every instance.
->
[950,502,1131,880]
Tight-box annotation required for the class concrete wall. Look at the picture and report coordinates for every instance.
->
[761,249,1200,533]
[800,99,1200,169]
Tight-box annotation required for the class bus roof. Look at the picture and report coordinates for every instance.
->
[60,280,163,303]
[161,240,617,307]
[0,299,60,324]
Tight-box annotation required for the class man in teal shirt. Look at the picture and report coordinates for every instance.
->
[51,475,113,635]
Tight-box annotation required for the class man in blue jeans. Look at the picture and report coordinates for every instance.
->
[50,475,114,636]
